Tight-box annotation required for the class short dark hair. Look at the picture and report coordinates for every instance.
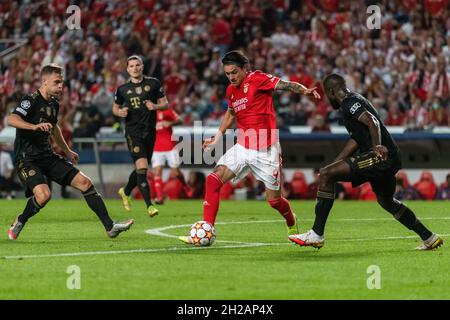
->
[40,64,64,77]
[323,73,346,92]
[127,55,143,65]
[221,50,249,68]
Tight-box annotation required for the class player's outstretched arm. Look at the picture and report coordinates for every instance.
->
[7,114,53,132]
[357,111,388,160]
[275,80,321,99]
[334,138,359,162]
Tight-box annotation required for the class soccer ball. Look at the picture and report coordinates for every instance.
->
[190,221,216,247]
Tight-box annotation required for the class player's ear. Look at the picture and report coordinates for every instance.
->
[41,74,48,86]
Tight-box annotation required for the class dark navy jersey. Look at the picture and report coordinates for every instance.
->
[340,92,399,155]
[114,76,165,137]
[11,90,59,161]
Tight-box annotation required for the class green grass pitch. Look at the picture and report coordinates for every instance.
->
[0,199,448,299]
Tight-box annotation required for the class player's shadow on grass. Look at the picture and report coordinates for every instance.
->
[256,246,418,261]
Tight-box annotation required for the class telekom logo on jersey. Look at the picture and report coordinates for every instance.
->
[171,121,279,165]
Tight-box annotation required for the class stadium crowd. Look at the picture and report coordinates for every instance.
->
[1,0,450,199]
[2,0,450,132]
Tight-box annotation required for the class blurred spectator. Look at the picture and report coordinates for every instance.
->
[91,83,115,126]
[429,55,450,108]
[436,173,450,200]
[210,13,233,56]
[405,96,429,131]
[187,171,206,199]
[358,182,377,201]
[289,170,308,199]
[311,114,330,132]
[385,101,406,126]
[407,59,431,103]
[0,145,15,199]
[73,105,104,138]
[164,64,188,102]
[282,103,307,126]
[395,178,422,200]
[428,96,449,126]
[164,171,186,200]
[342,181,360,200]
[396,170,411,188]
[413,171,438,200]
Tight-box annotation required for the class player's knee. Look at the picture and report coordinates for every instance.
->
[35,189,51,205]
[319,167,334,184]
[78,176,93,192]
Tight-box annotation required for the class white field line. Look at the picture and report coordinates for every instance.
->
[3,217,448,260]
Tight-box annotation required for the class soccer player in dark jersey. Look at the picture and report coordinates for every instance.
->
[113,55,168,217]
[289,73,444,251]
[6,64,133,240]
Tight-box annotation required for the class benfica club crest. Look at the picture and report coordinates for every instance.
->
[243,83,249,93]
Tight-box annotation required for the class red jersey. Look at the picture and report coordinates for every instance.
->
[154,109,181,152]
[164,73,186,98]
[226,70,280,150]
[425,0,448,15]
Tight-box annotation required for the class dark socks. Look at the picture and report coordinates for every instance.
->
[393,205,432,241]
[83,186,114,231]
[18,197,43,224]
[312,190,335,236]
[124,170,138,196]
[137,169,152,207]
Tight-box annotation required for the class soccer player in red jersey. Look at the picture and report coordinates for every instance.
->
[152,108,191,203]
[179,51,320,244]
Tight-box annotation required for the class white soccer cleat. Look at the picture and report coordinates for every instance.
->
[107,219,134,238]
[289,229,325,249]
[7,216,24,241]
[415,233,444,251]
